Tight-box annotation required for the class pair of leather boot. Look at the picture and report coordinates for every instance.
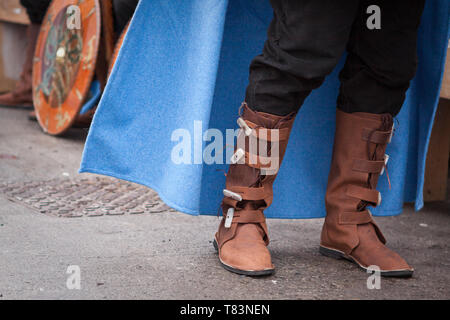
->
[0,24,40,108]
[214,103,413,277]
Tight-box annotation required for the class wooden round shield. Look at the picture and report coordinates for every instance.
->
[32,0,101,135]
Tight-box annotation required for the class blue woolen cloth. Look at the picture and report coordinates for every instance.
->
[79,80,101,115]
[80,0,450,219]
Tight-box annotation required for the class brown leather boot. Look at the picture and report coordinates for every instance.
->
[0,24,40,108]
[320,110,413,277]
[214,103,296,276]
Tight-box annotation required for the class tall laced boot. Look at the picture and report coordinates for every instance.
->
[0,24,40,108]
[214,103,296,276]
[320,110,413,277]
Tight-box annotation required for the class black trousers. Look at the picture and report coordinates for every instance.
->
[113,0,140,34]
[246,0,425,116]
[20,0,138,34]
[20,0,50,24]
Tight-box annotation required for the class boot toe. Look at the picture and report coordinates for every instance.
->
[352,245,413,276]
[375,248,413,274]
[220,240,274,274]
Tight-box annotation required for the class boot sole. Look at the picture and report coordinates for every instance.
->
[319,245,414,278]
[213,239,275,277]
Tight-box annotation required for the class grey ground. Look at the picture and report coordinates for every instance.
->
[0,107,449,300]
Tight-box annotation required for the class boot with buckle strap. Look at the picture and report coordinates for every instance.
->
[320,109,413,277]
[0,24,40,108]
[214,102,296,276]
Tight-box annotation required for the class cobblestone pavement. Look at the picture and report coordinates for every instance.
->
[0,107,449,300]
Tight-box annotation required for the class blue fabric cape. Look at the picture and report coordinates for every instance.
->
[80,0,450,219]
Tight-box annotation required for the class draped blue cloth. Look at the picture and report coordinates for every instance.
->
[79,80,101,115]
[80,0,450,219]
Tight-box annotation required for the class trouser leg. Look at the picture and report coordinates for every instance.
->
[20,0,51,24]
[245,0,359,116]
[337,0,425,116]
[112,0,139,34]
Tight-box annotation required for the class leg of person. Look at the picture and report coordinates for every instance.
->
[20,0,50,24]
[112,0,139,34]
[215,0,360,276]
[0,0,50,107]
[246,0,360,116]
[320,0,425,277]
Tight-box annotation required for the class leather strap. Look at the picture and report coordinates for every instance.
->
[222,186,269,208]
[339,210,373,225]
[244,150,279,170]
[352,159,385,174]
[346,185,381,206]
[362,128,392,145]
[222,197,239,208]
[232,210,266,224]
[245,120,290,142]
[229,186,267,201]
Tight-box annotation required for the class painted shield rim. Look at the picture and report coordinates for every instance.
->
[32,0,101,135]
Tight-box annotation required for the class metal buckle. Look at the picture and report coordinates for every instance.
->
[223,189,243,202]
[224,207,234,228]
[230,148,245,164]
[388,123,394,143]
[380,154,390,175]
[237,117,252,136]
